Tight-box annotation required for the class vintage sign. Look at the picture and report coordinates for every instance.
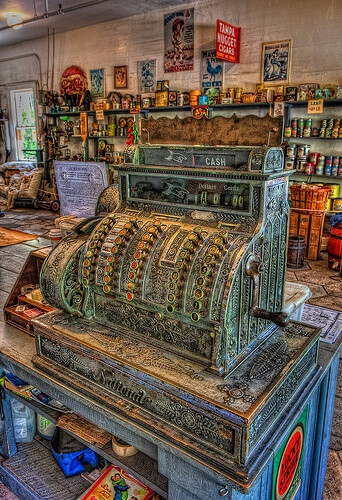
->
[138,59,157,93]
[272,407,307,500]
[80,112,88,143]
[274,101,285,117]
[307,99,324,114]
[90,68,105,98]
[216,19,240,63]
[54,161,108,217]
[164,8,194,73]
[201,50,223,90]
[191,105,209,119]
[95,109,104,120]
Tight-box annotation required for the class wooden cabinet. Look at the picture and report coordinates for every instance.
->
[4,247,53,335]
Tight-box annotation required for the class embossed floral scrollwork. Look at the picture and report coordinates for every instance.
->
[217,382,256,405]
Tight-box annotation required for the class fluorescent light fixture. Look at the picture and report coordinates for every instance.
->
[5,12,23,30]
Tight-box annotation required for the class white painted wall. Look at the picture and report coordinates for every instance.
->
[0,0,341,100]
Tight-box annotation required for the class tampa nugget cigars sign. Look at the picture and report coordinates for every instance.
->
[216,19,240,63]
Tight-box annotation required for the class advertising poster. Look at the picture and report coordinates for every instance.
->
[261,40,292,85]
[201,50,223,90]
[164,8,194,73]
[216,20,240,63]
[90,68,105,97]
[138,59,157,92]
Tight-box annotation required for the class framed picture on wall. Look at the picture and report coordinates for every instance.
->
[137,59,157,93]
[90,68,105,98]
[114,65,128,89]
[261,40,292,85]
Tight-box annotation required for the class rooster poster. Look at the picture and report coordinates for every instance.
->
[138,59,157,92]
[201,50,223,90]
[164,8,194,73]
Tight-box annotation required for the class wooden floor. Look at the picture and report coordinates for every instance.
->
[0,208,341,499]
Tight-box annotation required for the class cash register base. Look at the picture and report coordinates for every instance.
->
[33,311,320,488]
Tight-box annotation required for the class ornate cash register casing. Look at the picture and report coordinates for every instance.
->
[33,144,321,488]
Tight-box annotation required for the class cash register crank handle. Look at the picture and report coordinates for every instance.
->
[246,255,289,328]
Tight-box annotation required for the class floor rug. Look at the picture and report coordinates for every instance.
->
[0,226,38,247]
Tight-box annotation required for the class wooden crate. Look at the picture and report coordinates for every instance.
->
[289,208,325,260]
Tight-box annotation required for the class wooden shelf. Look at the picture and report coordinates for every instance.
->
[4,388,168,497]
[285,98,342,107]
[287,137,342,140]
[0,436,90,499]
[292,172,342,179]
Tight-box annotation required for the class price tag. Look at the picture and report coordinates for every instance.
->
[130,107,141,114]
[95,109,104,120]
[307,99,324,114]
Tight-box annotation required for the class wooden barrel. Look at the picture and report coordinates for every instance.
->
[287,236,306,268]
[328,223,342,270]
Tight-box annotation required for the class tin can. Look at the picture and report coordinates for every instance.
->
[304,162,315,175]
[332,166,338,176]
[296,159,307,172]
[298,118,304,128]
[324,165,332,176]
[286,145,297,157]
[326,184,340,198]
[319,128,326,137]
[182,92,190,105]
[309,153,320,165]
[297,128,303,137]
[219,93,227,103]
[339,166,342,177]
[303,127,311,137]
[325,128,332,138]
[291,128,298,137]
[326,198,332,211]
[235,87,243,98]
[155,91,169,106]
[284,127,292,138]
[305,118,312,128]
[221,97,233,104]
[142,97,151,108]
[333,198,342,211]
[156,81,163,91]
[285,157,296,170]
[189,89,201,106]
[297,144,310,157]
[168,91,178,106]
[334,119,341,127]
[228,88,235,98]
[312,127,320,136]
[316,164,324,175]
[291,119,298,129]
[198,94,209,105]
[321,120,327,128]
[328,119,334,128]
[332,156,340,166]
[332,128,339,138]
[162,80,170,91]
[325,155,333,166]
[318,155,326,166]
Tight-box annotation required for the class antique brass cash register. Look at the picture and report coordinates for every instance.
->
[33,144,321,486]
